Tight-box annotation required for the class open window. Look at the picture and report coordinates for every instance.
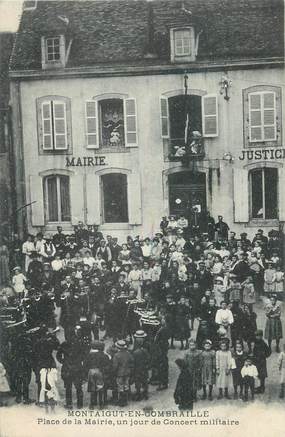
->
[250,168,278,220]
[101,173,128,223]
[85,97,137,149]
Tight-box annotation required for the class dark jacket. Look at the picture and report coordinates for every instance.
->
[56,339,85,383]
[113,349,134,377]
[133,347,150,381]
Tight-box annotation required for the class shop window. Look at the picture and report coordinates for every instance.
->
[85,98,137,149]
[250,168,278,220]
[170,28,196,62]
[37,96,72,153]
[243,86,282,147]
[44,175,71,223]
[101,173,128,223]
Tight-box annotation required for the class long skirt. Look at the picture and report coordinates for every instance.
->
[265,318,283,340]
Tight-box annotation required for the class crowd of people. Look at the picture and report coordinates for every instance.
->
[0,214,284,410]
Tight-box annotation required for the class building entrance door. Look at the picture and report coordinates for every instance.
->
[169,171,207,218]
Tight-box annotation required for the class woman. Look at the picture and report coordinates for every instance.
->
[22,234,35,272]
[241,304,257,353]
[0,238,10,286]
[118,243,131,265]
[264,295,283,352]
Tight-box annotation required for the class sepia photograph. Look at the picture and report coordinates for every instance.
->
[0,0,284,436]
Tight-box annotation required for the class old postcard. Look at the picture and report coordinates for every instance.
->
[0,0,284,436]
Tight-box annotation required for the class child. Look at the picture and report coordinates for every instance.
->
[232,342,247,399]
[216,340,234,399]
[201,340,216,401]
[275,265,284,295]
[264,295,283,353]
[0,361,10,407]
[174,359,194,410]
[242,276,256,310]
[241,357,258,401]
[263,261,276,295]
[278,343,285,398]
[12,266,27,298]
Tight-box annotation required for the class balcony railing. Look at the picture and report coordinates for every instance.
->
[168,135,205,162]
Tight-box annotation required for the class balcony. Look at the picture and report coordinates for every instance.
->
[167,134,205,163]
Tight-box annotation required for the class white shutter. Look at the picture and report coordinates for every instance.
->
[233,168,249,222]
[42,101,53,149]
[128,172,142,225]
[278,167,285,221]
[53,101,68,149]
[160,96,169,138]
[86,173,101,225]
[30,175,45,226]
[85,101,99,148]
[249,93,262,142]
[263,92,276,141]
[202,94,218,137]
[124,98,138,147]
[70,174,84,224]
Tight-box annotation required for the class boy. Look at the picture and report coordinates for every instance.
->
[241,356,258,401]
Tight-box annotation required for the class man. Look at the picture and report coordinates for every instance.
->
[56,330,86,409]
[132,331,150,401]
[27,251,44,289]
[252,329,271,394]
[152,319,170,391]
[196,261,213,293]
[232,252,252,282]
[240,233,252,250]
[228,231,238,251]
[110,238,122,262]
[75,222,89,245]
[112,339,134,406]
[215,216,230,241]
[96,240,112,264]
[52,226,66,256]
[41,235,56,262]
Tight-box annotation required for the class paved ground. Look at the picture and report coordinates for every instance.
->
[1,296,284,412]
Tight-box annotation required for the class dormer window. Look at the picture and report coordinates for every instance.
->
[41,35,66,69]
[46,37,61,62]
[170,27,195,62]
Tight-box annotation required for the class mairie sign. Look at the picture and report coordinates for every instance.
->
[65,156,107,167]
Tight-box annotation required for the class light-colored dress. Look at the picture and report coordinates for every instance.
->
[264,268,276,293]
[22,241,35,272]
[243,282,256,305]
[0,245,10,285]
[216,350,233,388]
[12,273,27,294]
[275,271,284,293]
[0,363,10,392]
[128,269,142,299]
[278,351,285,384]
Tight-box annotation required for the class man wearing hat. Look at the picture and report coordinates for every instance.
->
[215,215,229,241]
[112,339,134,406]
[40,235,56,263]
[132,330,150,401]
[240,232,252,250]
[27,252,44,289]
[252,329,271,394]
[83,340,111,409]
[56,330,86,409]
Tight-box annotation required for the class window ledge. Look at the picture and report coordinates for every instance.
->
[100,223,133,230]
[92,147,130,154]
[44,223,74,233]
[246,219,279,227]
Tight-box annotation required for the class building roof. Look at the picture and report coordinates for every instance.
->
[0,32,14,104]
[10,0,284,72]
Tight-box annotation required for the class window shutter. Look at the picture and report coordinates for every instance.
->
[53,101,68,149]
[86,173,101,225]
[30,175,45,226]
[202,94,218,137]
[85,101,99,148]
[70,174,84,224]
[128,172,142,225]
[278,167,285,221]
[124,98,138,147]
[263,92,276,141]
[160,96,169,138]
[249,93,262,141]
[42,101,53,149]
[233,168,249,222]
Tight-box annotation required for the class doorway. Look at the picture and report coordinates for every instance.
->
[169,171,207,218]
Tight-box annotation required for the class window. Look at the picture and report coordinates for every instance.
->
[170,28,195,62]
[174,30,192,56]
[41,35,65,69]
[37,96,72,153]
[85,97,137,148]
[46,37,61,62]
[23,0,37,10]
[101,173,128,223]
[44,175,71,223]
[243,86,281,148]
[250,168,278,220]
